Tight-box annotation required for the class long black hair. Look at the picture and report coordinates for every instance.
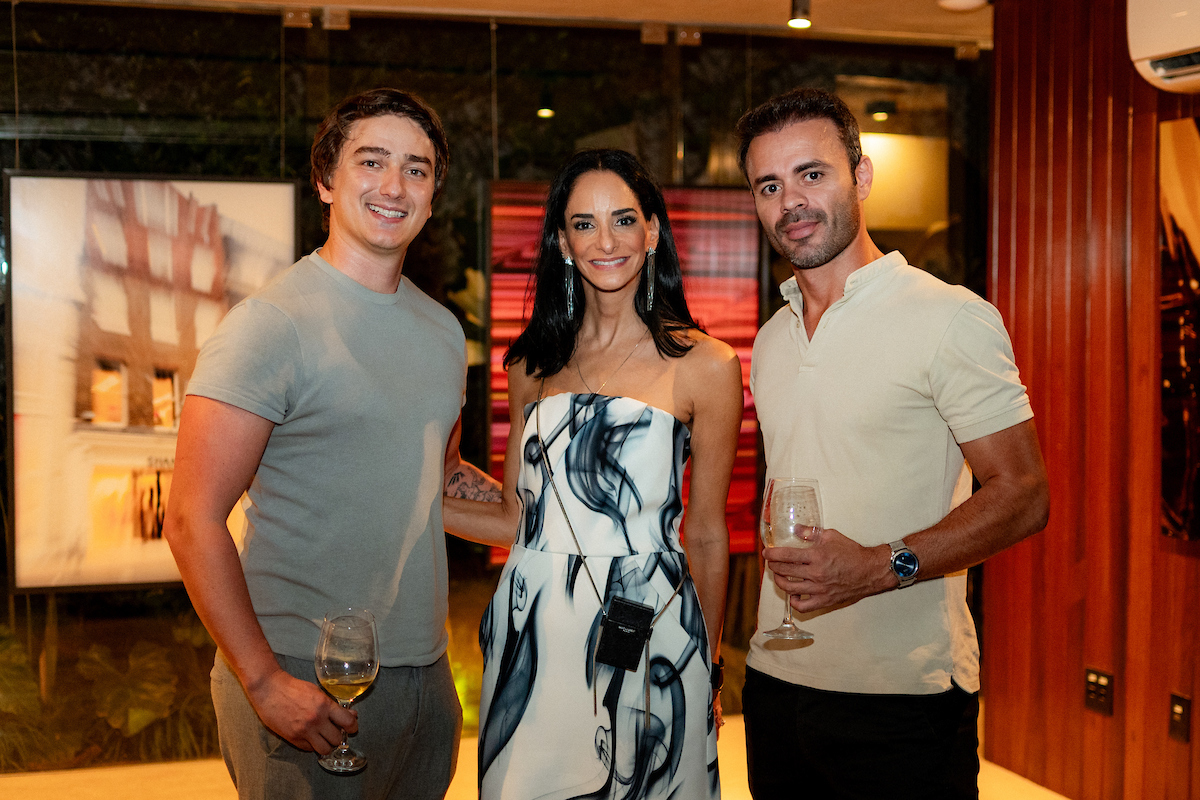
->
[504,149,700,378]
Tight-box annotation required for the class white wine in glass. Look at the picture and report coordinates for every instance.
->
[315,607,379,773]
[760,478,822,640]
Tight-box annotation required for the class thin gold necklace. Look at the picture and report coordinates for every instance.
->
[575,332,647,395]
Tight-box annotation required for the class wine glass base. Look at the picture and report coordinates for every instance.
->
[762,624,814,641]
[318,747,368,774]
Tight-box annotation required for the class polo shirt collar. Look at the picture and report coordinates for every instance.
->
[778,250,908,318]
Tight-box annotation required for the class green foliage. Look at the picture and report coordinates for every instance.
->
[172,613,215,649]
[0,626,86,771]
[77,642,178,736]
[0,626,47,770]
[0,626,40,717]
[0,600,223,771]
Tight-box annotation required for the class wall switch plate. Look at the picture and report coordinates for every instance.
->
[1085,669,1114,716]
[1170,694,1191,743]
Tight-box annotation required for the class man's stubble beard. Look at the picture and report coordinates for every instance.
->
[768,183,862,271]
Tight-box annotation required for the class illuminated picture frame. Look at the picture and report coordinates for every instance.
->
[4,172,298,590]
[1161,118,1200,540]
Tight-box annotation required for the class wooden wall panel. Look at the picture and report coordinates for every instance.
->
[987,0,1200,797]
[984,0,1104,795]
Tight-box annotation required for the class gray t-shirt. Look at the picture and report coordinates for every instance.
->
[187,251,466,666]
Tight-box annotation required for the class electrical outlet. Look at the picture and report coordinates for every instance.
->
[1085,669,1114,716]
[1170,694,1191,743]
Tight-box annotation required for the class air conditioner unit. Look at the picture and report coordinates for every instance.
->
[1128,0,1200,93]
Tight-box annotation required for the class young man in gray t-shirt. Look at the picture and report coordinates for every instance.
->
[165,88,499,800]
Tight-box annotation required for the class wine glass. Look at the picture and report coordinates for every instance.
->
[759,478,822,640]
[314,607,379,773]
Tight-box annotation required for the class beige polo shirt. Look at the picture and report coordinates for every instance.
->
[747,251,1033,695]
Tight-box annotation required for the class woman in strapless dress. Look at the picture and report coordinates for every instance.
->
[444,148,743,800]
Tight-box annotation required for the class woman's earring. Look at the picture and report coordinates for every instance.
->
[645,247,656,311]
[564,255,576,317]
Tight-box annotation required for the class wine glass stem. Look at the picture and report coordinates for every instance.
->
[784,594,796,625]
[338,702,351,749]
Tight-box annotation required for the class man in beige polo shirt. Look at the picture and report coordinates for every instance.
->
[737,87,1050,799]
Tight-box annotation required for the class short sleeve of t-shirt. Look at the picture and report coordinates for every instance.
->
[929,297,1033,443]
[186,298,302,424]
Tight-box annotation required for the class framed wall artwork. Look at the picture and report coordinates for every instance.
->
[4,173,298,589]
[1160,119,1200,540]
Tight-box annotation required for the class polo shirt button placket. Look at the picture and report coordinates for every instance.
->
[794,319,814,372]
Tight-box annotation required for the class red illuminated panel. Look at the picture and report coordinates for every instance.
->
[487,182,762,554]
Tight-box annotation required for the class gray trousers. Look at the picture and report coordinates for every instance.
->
[212,651,462,800]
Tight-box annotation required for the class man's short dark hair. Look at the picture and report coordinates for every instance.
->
[735,88,862,183]
[310,88,450,230]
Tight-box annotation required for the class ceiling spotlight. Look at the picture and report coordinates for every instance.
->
[537,85,555,119]
[866,100,897,122]
[788,0,812,29]
[937,0,989,10]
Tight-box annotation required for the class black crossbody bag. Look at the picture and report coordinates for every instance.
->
[533,385,685,700]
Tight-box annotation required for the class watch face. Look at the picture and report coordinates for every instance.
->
[893,551,919,578]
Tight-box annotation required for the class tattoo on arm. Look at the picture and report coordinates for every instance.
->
[445,463,503,502]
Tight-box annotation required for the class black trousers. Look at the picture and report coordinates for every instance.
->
[742,666,980,800]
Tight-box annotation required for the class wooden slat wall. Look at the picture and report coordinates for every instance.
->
[986,0,1200,797]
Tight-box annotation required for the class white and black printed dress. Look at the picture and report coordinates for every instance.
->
[478,392,720,800]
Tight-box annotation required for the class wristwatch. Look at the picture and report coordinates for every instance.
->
[888,539,919,588]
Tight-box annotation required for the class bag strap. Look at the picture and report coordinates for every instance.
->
[535,382,604,607]
[534,381,689,725]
